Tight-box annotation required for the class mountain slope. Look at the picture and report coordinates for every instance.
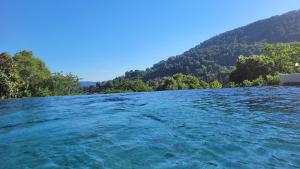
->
[201,10,300,48]
[123,10,300,82]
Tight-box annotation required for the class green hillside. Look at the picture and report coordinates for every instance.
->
[123,10,300,83]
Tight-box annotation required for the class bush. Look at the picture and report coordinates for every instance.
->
[252,76,266,86]
[265,73,280,85]
[242,80,253,87]
[225,82,237,88]
[210,80,222,88]
[230,55,275,83]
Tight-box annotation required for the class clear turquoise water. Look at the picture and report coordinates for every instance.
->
[0,87,300,169]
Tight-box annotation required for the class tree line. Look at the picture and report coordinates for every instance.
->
[2,43,300,98]
[0,51,80,99]
[107,10,300,84]
[82,73,223,94]
[83,43,300,94]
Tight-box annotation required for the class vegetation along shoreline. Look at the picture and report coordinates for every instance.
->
[1,10,300,99]
[1,43,299,99]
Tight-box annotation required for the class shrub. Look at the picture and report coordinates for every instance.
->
[242,80,253,87]
[265,73,280,85]
[210,80,222,88]
[252,76,266,86]
[225,82,237,88]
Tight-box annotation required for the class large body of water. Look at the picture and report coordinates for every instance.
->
[0,87,299,169]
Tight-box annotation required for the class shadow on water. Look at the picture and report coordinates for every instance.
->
[0,118,62,129]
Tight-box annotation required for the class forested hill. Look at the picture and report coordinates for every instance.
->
[121,10,300,82]
[185,9,300,66]
[200,10,300,48]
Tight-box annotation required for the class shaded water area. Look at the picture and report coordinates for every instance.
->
[0,87,300,169]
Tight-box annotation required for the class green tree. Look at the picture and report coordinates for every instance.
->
[0,53,23,99]
[0,50,81,99]
[265,73,280,85]
[14,51,51,96]
[242,80,253,87]
[262,44,294,73]
[128,80,152,92]
[173,73,188,89]
[252,76,266,86]
[155,73,209,91]
[157,77,178,90]
[230,55,275,83]
[225,82,237,88]
[210,80,222,88]
[230,43,300,86]
[184,75,208,89]
[48,73,80,96]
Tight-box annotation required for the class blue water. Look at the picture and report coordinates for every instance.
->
[0,87,300,169]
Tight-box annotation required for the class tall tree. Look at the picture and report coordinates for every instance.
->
[0,53,23,98]
[14,51,51,96]
[48,72,80,96]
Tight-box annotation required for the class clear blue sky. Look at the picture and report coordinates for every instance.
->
[1,0,300,81]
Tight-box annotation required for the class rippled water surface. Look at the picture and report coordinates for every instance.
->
[0,87,300,169]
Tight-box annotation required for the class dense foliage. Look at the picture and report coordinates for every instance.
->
[0,53,24,98]
[123,43,262,83]
[201,10,300,48]
[230,43,300,86]
[156,73,209,90]
[82,73,225,94]
[81,10,300,94]
[0,51,80,99]
[83,43,300,94]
